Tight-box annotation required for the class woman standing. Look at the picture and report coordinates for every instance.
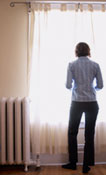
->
[62,42,103,173]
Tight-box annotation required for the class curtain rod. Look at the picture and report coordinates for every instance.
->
[10,1,106,7]
[10,2,30,7]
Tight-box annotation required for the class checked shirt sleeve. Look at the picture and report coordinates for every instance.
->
[95,64,103,90]
[66,63,73,90]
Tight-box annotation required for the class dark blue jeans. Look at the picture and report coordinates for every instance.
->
[68,101,99,166]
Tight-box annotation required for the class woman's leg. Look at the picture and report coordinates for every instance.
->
[83,102,99,172]
[68,102,83,163]
[62,102,83,169]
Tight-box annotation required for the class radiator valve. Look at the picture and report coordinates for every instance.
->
[36,154,40,167]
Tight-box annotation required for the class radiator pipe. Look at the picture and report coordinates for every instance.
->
[36,154,41,168]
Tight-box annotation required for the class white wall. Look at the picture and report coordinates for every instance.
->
[0,0,28,97]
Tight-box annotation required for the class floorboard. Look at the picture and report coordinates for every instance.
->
[0,164,106,175]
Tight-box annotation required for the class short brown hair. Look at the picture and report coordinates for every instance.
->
[75,42,90,57]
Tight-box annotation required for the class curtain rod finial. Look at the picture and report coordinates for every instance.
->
[10,2,15,7]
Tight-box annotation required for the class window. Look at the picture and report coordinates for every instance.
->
[29,8,106,154]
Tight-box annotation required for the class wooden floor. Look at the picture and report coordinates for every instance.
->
[0,164,106,175]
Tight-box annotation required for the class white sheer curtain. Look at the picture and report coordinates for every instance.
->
[29,5,106,154]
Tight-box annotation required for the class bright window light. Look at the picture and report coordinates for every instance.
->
[30,10,106,125]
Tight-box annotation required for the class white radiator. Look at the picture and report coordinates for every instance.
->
[0,97,30,171]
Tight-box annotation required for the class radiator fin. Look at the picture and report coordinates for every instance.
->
[0,97,30,166]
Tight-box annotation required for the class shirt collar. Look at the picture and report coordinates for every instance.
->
[78,56,89,60]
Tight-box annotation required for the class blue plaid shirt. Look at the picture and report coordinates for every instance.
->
[66,56,103,102]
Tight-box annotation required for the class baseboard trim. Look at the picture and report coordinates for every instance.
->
[41,162,106,166]
[31,152,106,165]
